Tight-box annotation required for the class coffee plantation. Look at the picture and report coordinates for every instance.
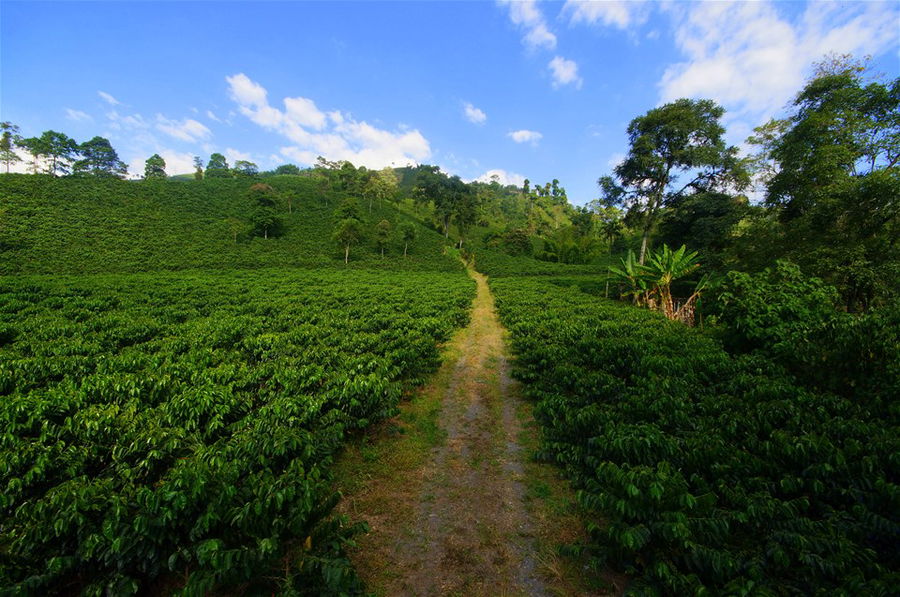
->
[0,269,474,593]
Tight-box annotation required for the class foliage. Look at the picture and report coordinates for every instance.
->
[711,261,899,408]
[0,121,21,173]
[72,136,128,178]
[0,269,475,594]
[609,245,707,324]
[144,154,167,179]
[749,56,900,309]
[656,192,748,272]
[273,164,302,176]
[205,153,230,178]
[248,183,281,239]
[713,261,839,355]
[599,99,748,263]
[374,219,391,257]
[491,277,900,594]
[333,219,364,264]
[233,160,259,178]
[0,175,463,274]
[397,221,416,257]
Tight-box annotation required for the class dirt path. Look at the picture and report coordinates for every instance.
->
[336,271,547,595]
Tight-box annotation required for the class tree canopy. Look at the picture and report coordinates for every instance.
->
[599,98,748,263]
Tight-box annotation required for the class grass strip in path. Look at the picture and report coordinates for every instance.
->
[334,270,618,596]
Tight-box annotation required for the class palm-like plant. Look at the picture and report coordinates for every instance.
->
[611,244,708,324]
[608,249,651,306]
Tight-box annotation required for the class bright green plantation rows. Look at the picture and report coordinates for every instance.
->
[0,269,475,594]
[0,175,462,275]
[490,277,899,595]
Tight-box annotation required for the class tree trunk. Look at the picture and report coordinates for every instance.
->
[264,228,268,240]
[639,230,650,265]
[345,245,349,264]
[404,242,408,257]
[381,247,384,258]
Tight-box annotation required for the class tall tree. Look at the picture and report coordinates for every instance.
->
[274,163,301,175]
[39,130,78,176]
[0,122,21,173]
[364,167,399,211]
[233,160,259,177]
[193,156,204,180]
[18,136,49,174]
[333,218,363,264]
[73,136,127,177]
[599,98,747,263]
[752,55,900,309]
[448,176,477,248]
[205,153,230,178]
[144,154,167,179]
[248,183,280,239]
[375,219,391,257]
[398,221,416,257]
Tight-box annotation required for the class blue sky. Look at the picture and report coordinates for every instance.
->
[2,1,898,204]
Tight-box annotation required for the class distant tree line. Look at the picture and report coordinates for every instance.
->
[1,123,127,178]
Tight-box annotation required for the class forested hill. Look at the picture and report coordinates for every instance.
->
[0,174,463,275]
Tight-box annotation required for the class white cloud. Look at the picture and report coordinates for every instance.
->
[472,168,526,187]
[65,108,92,122]
[227,73,431,169]
[206,110,222,123]
[106,110,149,131]
[463,102,487,124]
[548,56,583,89]
[284,96,327,130]
[498,0,557,49]
[509,129,543,144]
[156,116,212,142]
[564,0,649,29]
[127,150,197,178]
[98,91,121,106]
[659,1,899,122]
[225,148,252,164]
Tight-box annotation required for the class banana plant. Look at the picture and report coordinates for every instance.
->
[608,249,652,306]
[612,244,708,324]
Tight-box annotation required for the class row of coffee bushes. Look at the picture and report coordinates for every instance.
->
[490,277,899,594]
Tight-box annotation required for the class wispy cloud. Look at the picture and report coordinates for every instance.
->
[549,56,583,89]
[509,129,543,145]
[226,73,431,169]
[463,102,487,124]
[563,0,649,30]
[98,91,121,106]
[65,108,92,122]
[156,116,212,142]
[498,0,557,50]
[659,1,899,122]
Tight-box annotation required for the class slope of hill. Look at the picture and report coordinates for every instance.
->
[0,174,462,275]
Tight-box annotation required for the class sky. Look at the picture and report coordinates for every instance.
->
[2,0,898,205]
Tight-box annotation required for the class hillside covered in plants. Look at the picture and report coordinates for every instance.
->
[1,5,898,591]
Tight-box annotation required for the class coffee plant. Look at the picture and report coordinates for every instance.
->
[0,268,474,594]
[490,277,899,595]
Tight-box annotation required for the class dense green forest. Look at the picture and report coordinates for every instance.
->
[1,57,897,595]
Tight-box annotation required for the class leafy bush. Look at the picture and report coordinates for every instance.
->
[491,277,900,594]
[0,268,475,594]
[713,260,839,354]
[712,261,899,407]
